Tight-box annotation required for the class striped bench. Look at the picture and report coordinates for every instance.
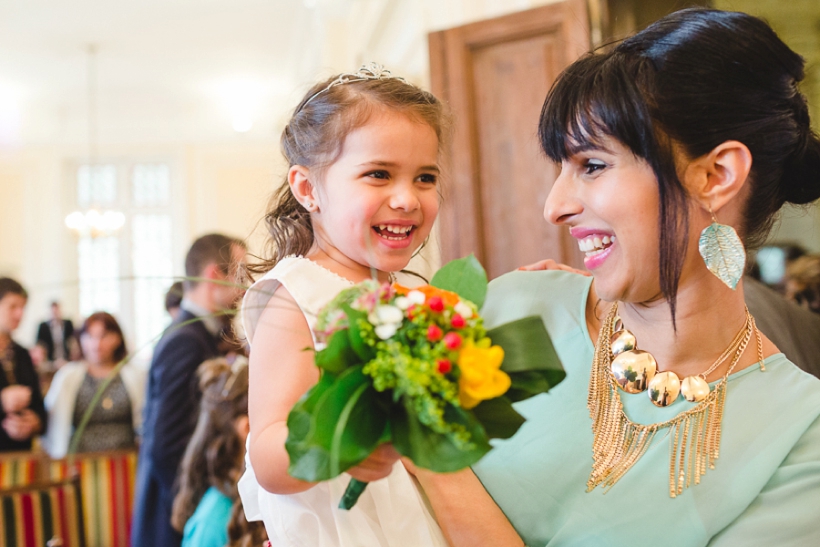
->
[0,451,44,489]
[49,450,137,547]
[0,476,85,547]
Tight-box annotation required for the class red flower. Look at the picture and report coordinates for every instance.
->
[444,332,462,350]
[428,296,444,313]
[427,324,443,342]
[451,313,465,329]
[437,359,452,374]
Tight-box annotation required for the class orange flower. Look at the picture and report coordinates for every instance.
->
[394,284,460,308]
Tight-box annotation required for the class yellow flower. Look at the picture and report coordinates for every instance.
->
[457,342,510,409]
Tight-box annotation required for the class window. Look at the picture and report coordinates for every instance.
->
[74,162,175,354]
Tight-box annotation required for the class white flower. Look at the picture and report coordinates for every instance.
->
[375,305,403,324]
[454,301,474,319]
[375,323,399,340]
[394,296,411,310]
[407,290,426,305]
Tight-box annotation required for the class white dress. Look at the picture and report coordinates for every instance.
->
[240,256,448,547]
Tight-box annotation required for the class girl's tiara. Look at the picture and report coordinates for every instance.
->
[300,62,407,109]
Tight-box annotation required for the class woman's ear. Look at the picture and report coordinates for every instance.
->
[683,140,752,213]
[288,165,319,212]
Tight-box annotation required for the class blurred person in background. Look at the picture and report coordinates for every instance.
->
[784,254,820,313]
[42,311,146,458]
[36,301,75,370]
[165,281,184,321]
[171,358,266,547]
[0,277,46,452]
[132,233,246,547]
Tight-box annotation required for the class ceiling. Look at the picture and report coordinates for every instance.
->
[0,0,356,147]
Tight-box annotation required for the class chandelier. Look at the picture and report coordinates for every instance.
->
[64,44,125,239]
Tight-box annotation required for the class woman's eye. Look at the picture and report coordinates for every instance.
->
[583,160,606,175]
[418,173,437,184]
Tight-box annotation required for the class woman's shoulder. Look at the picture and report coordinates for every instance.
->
[483,270,592,332]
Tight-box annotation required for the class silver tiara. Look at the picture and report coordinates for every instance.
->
[301,62,407,109]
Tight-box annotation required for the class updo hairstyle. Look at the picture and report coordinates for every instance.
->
[539,8,820,316]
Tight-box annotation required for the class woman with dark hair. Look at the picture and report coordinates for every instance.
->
[43,312,146,457]
[412,8,820,547]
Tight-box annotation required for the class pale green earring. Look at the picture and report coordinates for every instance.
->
[698,207,746,290]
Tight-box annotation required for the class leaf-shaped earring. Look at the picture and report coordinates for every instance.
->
[698,208,746,290]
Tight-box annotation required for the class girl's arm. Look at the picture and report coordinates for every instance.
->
[413,466,525,547]
[248,286,398,494]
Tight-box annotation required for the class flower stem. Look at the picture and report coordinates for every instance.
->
[339,478,368,510]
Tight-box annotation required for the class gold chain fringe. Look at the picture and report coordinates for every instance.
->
[587,304,763,497]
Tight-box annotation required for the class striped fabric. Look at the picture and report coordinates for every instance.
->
[49,450,137,547]
[0,477,85,547]
[0,451,41,489]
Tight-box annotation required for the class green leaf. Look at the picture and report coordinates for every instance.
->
[315,329,358,374]
[470,396,526,439]
[487,316,565,402]
[391,398,491,473]
[431,254,488,309]
[343,304,375,362]
[286,367,387,481]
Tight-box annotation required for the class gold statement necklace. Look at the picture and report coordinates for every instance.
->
[587,303,764,497]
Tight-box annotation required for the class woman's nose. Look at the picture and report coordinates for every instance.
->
[544,167,582,225]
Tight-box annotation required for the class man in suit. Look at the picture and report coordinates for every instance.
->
[131,233,246,547]
[0,278,46,452]
[35,301,74,366]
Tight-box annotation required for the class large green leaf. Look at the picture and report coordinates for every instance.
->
[431,254,488,309]
[315,329,358,374]
[391,399,491,473]
[343,304,376,362]
[487,316,565,402]
[470,396,526,439]
[286,367,387,481]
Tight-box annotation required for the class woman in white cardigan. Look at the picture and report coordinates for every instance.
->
[43,312,146,458]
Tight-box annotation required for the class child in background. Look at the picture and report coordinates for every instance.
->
[240,64,449,546]
[172,357,265,547]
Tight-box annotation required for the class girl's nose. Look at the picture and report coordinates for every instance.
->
[544,167,583,226]
[389,182,421,212]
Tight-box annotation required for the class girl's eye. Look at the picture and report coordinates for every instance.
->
[366,170,390,180]
[417,173,437,184]
[583,160,607,175]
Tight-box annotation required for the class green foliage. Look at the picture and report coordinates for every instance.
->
[430,254,488,309]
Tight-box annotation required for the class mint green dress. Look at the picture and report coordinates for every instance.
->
[474,270,820,547]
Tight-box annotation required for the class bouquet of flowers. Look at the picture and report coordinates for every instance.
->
[286,255,564,509]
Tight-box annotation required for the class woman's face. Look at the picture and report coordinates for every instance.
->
[80,321,122,366]
[544,135,664,303]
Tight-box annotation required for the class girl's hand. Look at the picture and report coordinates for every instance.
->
[518,258,591,276]
[347,443,401,482]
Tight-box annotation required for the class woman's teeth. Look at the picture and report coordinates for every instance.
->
[578,235,615,256]
[376,224,413,240]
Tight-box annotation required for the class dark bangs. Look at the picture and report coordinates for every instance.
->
[537,50,690,325]
[538,51,656,164]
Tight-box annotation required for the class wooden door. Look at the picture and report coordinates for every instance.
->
[429,0,590,278]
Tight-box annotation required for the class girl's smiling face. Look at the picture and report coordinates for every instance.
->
[544,135,664,303]
[308,109,440,275]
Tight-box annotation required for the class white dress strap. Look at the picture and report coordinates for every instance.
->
[239,257,447,546]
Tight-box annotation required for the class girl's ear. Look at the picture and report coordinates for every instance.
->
[288,165,318,212]
[682,140,752,214]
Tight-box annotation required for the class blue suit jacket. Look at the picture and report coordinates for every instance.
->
[131,310,220,547]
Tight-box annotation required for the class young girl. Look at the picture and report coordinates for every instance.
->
[172,358,266,547]
[240,64,449,546]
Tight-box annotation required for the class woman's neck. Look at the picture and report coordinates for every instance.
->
[588,273,774,381]
[86,360,116,378]
[0,333,10,353]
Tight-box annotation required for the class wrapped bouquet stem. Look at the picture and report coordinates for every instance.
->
[285,255,565,509]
